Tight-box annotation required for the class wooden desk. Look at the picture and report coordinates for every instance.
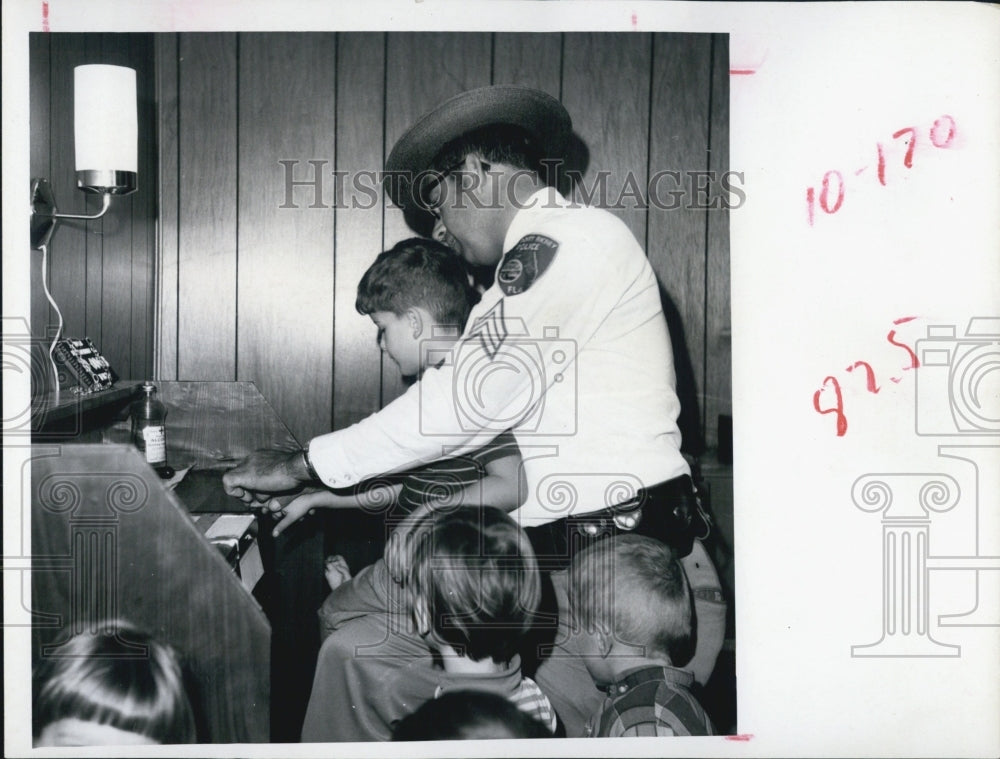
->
[31,444,271,743]
[30,381,328,743]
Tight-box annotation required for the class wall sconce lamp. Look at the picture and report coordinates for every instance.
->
[31,64,138,249]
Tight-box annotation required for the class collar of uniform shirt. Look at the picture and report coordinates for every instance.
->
[501,186,567,255]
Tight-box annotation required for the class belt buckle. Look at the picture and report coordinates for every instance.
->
[575,516,612,539]
[611,491,645,532]
[613,506,642,531]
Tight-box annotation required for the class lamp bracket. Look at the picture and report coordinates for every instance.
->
[31,177,115,250]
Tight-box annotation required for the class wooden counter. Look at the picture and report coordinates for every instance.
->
[30,381,327,743]
[31,444,271,743]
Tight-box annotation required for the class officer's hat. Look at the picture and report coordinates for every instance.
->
[384,85,572,214]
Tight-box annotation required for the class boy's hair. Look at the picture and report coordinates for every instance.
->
[405,506,540,664]
[392,690,551,741]
[570,534,695,667]
[33,621,196,744]
[355,237,479,327]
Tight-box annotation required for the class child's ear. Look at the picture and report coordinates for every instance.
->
[406,308,424,339]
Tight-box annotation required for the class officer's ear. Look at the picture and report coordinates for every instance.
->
[463,152,492,181]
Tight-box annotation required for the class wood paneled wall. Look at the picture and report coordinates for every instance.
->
[29,34,157,387]
[38,32,730,451]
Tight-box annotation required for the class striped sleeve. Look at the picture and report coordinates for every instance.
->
[396,454,485,513]
[395,430,520,515]
[510,677,559,734]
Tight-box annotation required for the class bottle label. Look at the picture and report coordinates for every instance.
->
[142,425,166,465]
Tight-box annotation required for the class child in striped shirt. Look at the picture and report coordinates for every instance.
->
[260,238,524,642]
[401,505,557,734]
[266,237,523,541]
[303,505,558,740]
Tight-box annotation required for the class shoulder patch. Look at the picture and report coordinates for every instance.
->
[497,234,559,296]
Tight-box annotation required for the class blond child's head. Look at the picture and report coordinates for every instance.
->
[405,506,540,663]
[569,534,694,684]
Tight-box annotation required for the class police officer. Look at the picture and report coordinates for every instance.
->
[224,85,714,737]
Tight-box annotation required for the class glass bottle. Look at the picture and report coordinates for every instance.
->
[130,381,171,477]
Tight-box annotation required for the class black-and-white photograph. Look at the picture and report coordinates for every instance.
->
[23,30,735,746]
[8,3,998,757]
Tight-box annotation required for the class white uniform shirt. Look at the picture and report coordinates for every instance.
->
[309,188,689,527]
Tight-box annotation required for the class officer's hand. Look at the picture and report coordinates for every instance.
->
[223,448,307,504]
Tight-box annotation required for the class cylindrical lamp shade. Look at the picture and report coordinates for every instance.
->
[74,64,137,194]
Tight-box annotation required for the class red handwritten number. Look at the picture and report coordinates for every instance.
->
[930,115,956,148]
[807,116,957,227]
[820,170,844,214]
[815,317,920,435]
[806,172,845,224]
[887,329,920,370]
[814,376,847,437]
[892,127,917,168]
[846,361,881,394]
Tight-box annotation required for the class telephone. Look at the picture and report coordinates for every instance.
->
[53,337,117,394]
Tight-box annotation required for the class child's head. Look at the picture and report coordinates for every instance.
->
[33,621,196,746]
[405,506,540,664]
[392,690,552,741]
[570,535,694,683]
[356,237,479,377]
